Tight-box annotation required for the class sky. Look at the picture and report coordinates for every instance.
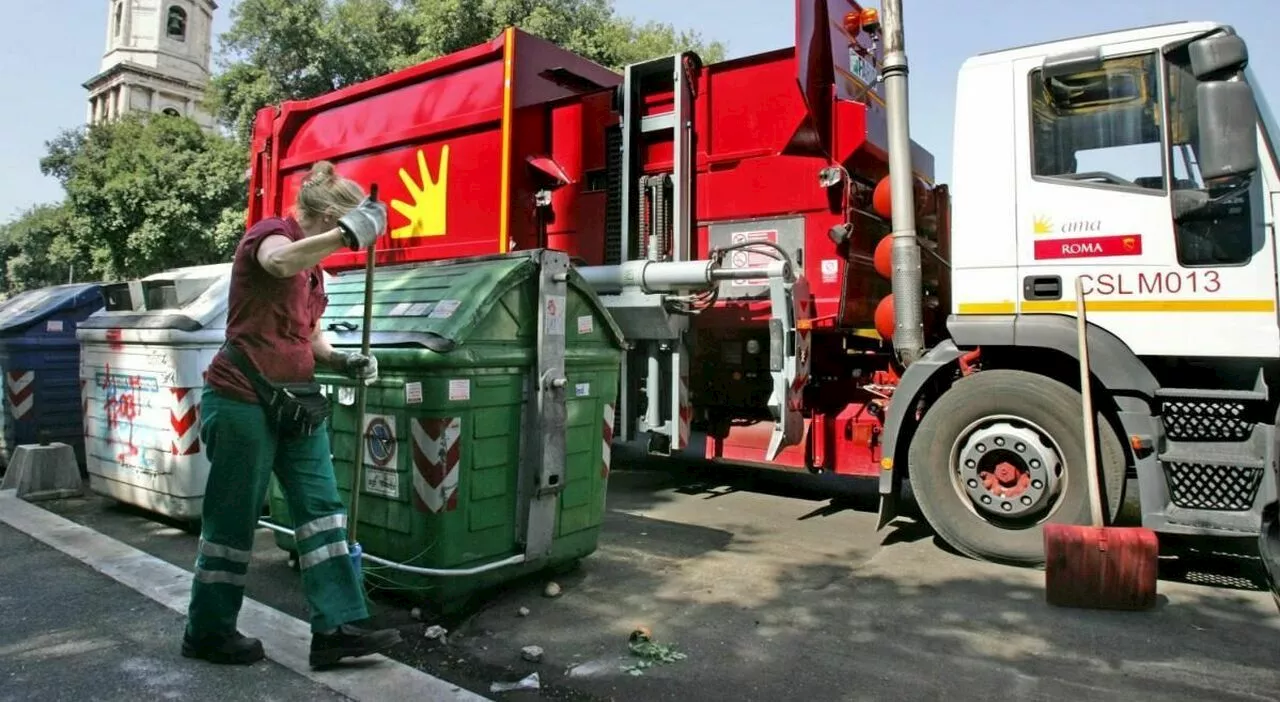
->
[2,0,1278,224]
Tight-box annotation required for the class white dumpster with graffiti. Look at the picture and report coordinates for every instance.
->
[77,264,231,521]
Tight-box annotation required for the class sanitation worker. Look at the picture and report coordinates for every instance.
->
[181,161,402,668]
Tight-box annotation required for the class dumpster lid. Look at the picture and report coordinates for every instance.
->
[321,251,624,352]
[0,283,104,334]
[79,263,232,332]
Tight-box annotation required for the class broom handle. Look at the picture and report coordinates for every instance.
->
[1075,275,1103,527]
[348,184,378,544]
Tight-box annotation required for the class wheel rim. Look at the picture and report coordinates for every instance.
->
[949,415,1066,523]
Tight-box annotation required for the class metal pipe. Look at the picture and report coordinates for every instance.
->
[578,259,788,295]
[711,261,790,281]
[881,0,925,366]
[256,519,527,577]
[645,344,663,429]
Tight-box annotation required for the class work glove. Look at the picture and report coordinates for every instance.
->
[334,351,378,385]
[337,197,387,250]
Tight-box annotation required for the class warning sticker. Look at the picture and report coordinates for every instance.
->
[448,379,471,402]
[405,381,423,404]
[407,302,432,316]
[728,230,778,287]
[363,415,397,469]
[389,302,413,316]
[430,299,462,319]
[46,320,64,333]
[364,466,399,498]
[546,295,566,336]
[338,387,356,406]
[577,315,593,335]
[821,259,839,283]
[575,382,591,397]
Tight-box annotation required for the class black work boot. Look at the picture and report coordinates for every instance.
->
[309,624,402,668]
[181,630,265,665]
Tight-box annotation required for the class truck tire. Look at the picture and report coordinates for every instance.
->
[907,369,1126,566]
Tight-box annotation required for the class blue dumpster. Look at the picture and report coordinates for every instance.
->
[0,283,106,473]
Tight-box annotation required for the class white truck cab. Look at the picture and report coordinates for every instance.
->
[950,21,1278,359]
[878,22,1280,577]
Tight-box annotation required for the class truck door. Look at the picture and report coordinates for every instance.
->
[1011,46,1280,359]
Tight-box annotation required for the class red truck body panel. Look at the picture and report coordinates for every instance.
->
[243,2,945,477]
[247,29,622,273]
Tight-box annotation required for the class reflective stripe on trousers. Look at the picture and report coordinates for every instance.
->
[299,540,350,570]
[295,513,347,541]
[193,537,252,588]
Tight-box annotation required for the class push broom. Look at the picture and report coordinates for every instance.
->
[1042,276,1158,610]
[346,183,379,587]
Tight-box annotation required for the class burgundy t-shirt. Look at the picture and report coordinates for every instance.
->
[206,216,329,403]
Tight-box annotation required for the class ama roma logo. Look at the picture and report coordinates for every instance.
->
[390,145,449,239]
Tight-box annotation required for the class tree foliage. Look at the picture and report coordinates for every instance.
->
[0,113,247,295]
[211,0,726,141]
[0,203,80,295]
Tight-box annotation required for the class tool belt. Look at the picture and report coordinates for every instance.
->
[222,342,331,438]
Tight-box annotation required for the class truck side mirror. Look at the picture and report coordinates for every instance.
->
[1197,80,1258,182]
[1190,33,1248,80]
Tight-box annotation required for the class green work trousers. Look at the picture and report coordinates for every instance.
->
[185,386,368,637]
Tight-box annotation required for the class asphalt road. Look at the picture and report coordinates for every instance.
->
[0,522,348,702]
[28,461,1280,702]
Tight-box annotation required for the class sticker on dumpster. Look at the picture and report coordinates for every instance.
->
[407,302,432,316]
[546,295,566,336]
[338,386,356,406]
[429,299,461,319]
[411,417,461,513]
[575,382,590,397]
[364,465,399,498]
[363,414,400,499]
[405,381,423,405]
[448,379,470,402]
[46,320,64,333]
[577,315,593,335]
[390,302,414,317]
[364,415,397,468]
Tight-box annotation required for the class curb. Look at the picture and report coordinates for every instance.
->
[0,489,492,702]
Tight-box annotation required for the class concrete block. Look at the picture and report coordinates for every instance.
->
[0,443,83,502]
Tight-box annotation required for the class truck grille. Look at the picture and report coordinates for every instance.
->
[1165,461,1265,511]
[1160,399,1254,441]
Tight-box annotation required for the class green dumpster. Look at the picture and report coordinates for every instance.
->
[265,250,623,610]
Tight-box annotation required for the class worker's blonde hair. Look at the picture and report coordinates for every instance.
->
[295,161,365,229]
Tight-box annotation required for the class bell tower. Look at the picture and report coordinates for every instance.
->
[83,0,217,130]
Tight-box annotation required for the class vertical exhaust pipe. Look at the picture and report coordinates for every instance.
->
[880,0,924,366]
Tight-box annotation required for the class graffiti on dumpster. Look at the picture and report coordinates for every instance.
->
[95,364,162,472]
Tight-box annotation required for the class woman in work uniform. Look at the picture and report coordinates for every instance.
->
[182,161,401,668]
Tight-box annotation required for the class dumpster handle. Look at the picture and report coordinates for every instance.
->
[257,518,527,577]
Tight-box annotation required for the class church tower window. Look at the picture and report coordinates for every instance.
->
[166,6,187,41]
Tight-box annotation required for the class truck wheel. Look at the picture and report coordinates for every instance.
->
[907,369,1126,566]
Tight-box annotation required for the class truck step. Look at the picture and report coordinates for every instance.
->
[1155,386,1267,401]
[1154,368,1269,402]
[1157,450,1266,470]
[1158,450,1268,513]
[1157,396,1262,443]
[641,112,675,133]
